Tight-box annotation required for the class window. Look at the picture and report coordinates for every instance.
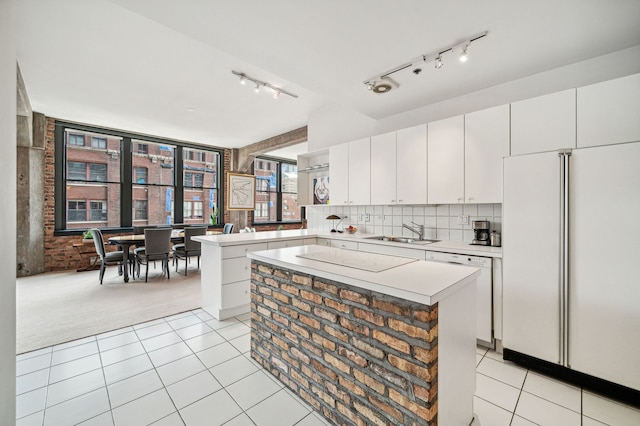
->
[183,148,220,225]
[68,133,84,146]
[253,157,299,224]
[68,200,86,222]
[134,200,148,220]
[68,161,86,180]
[89,201,107,221]
[89,164,107,181]
[56,122,224,232]
[134,167,147,184]
[91,137,107,149]
[193,201,203,218]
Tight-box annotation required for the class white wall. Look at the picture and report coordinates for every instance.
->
[0,0,17,423]
[307,44,640,151]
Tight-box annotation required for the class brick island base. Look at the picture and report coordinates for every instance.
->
[250,260,475,425]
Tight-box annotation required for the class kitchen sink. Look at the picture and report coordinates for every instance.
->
[364,236,440,245]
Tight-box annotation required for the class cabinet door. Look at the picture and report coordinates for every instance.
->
[511,89,576,155]
[348,137,371,205]
[577,73,640,148]
[465,105,510,203]
[370,132,397,205]
[428,115,464,204]
[397,124,427,205]
[329,143,349,205]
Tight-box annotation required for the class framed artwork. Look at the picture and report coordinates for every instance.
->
[313,176,330,204]
[226,172,256,210]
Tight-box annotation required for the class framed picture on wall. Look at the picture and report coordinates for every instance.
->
[313,176,330,204]
[226,172,256,210]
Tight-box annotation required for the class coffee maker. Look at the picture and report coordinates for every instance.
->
[472,220,491,246]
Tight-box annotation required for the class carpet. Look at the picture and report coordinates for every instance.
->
[16,265,202,354]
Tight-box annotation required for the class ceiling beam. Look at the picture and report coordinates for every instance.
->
[234,126,307,173]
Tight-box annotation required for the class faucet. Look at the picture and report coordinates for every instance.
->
[402,221,425,240]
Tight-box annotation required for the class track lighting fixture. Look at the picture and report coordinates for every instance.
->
[231,71,299,99]
[435,55,444,69]
[363,31,487,94]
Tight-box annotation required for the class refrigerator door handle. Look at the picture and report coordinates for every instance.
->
[558,149,572,367]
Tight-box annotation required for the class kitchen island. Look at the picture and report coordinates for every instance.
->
[248,245,479,425]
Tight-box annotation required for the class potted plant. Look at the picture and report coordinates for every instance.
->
[210,205,218,225]
[82,229,93,241]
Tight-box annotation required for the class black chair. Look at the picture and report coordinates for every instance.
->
[91,228,125,285]
[174,226,207,275]
[131,225,157,276]
[223,223,234,234]
[135,228,172,282]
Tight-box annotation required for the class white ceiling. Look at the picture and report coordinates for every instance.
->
[16,0,640,151]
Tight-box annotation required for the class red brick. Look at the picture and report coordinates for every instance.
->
[414,345,438,364]
[353,308,384,327]
[389,388,437,422]
[353,369,385,394]
[368,394,404,422]
[372,297,410,316]
[324,298,350,314]
[339,317,370,336]
[339,288,370,305]
[338,346,368,367]
[300,289,322,304]
[388,318,437,342]
[373,330,410,354]
[388,354,437,382]
[292,273,311,286]
[323,353,350,374]
[312,279,338,295]
[353,401,386,426]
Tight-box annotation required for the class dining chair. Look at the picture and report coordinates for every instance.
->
[135,227,172,282]
[131,225,157,276]
[223,223,234,234]
[91,228,125,285]
[173,226,207,275]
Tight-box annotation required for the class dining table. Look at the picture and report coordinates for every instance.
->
[108,230,219,282]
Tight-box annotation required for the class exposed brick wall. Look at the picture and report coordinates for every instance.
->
[250,261,439,425]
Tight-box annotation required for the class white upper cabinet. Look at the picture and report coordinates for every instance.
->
[577,73,640,148]
[329,143,349,205]
[370,131,397,205]
[511,89,576,155]
[428,115,465,204]
[465,105,510,204]
[396,124,427,205]
[348,137,371,205]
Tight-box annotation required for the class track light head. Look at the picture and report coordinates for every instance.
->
[239,75,246,85]
[273,90,280,99]
[254,83,260,93]
[459,44,469,63]
[435,55,444,69]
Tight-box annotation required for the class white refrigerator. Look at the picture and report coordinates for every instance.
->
[502,142,640,392]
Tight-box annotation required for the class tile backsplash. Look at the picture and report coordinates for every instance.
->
[305,204,502,243]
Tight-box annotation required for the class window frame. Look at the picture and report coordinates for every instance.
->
[252,156,300,225]
[54,120,225,235]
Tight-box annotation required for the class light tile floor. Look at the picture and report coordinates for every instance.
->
[16,309,640,426]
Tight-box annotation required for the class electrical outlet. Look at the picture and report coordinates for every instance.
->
[457,215,470,225]
[364,213,371,222]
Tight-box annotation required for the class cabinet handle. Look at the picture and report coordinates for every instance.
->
[468,197,474,202]
[398,199,403,202]
[457,197,464,202]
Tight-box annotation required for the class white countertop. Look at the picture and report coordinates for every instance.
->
[193,228,502,258]
[193,229,315,246]
[248,245,480,306]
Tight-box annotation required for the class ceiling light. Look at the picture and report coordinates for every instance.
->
[459,44,469,63]
[371,76,400,94]
[362,31,487,94]
[231,70,299,99]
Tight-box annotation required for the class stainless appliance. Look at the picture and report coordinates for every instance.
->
[425,251,493,348]
[503,143,640,403]
[471,220,490,245]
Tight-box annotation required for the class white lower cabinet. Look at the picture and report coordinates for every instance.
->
[202,242,268,320]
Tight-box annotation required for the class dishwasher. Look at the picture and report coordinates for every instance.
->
[425,251,494,348]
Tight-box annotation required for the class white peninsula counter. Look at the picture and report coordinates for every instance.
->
[247,245,479,425]
[193,230,318,319]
